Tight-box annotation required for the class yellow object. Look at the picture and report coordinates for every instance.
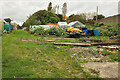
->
[65,32,69,34]
[67,27,83,32]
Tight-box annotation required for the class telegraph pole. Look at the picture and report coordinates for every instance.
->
[57,5,59,14]
[96,6,98,21]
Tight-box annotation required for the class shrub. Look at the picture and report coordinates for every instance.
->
[100,26,119,36]
[94,22,104,27]
[22,10,60,28]
[86,19,95,25]
[86,25,92,29]
[47,27,65,36]
[30,27,65,37]
[30,26,46,36]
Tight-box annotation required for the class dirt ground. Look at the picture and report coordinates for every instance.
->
[80,62,119,78]
[70,47,111,62]
[70,47,119,78]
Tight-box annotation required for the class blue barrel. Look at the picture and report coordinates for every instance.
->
[10,25,12,30]
[82,29,87,35]
[93,29,99,36]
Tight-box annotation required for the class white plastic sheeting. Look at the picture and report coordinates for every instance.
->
[68,21,86,28]
[57,22,68,30]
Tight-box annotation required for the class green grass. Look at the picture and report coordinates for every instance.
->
[2,30,101,78]
[3,30,118,78]
[86,25,93,29]
[100,49,120,62]
[79,36,110,42]
[90,69,100,75]
[104,22,119,26]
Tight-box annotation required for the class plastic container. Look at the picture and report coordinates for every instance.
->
[82,29,87,35]
[93,29,99,36]
[10,25,12,30]
[4,23,10,31]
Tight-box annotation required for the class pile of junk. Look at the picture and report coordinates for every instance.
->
[0,18,19,34]
[66,21,99,37]
[30,21,99,38]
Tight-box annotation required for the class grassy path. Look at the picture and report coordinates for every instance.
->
[2,30,109,78]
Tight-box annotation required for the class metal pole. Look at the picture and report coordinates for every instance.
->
[96,6,98,21]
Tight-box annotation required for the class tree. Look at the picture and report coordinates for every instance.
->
[62,3,67,20]
[67,14,86,24]
[56,14,64,22]
[51,5,57,14]
[86,19,95,25]
[47,2,52,11]
[22,15,41,30]
[22,10,60,29]
[93,14,105,20]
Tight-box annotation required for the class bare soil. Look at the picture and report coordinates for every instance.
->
[80,62,119,78]
[20,38,40,42]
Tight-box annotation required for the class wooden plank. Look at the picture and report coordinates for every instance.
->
[91,43,120,46]
[97,46,120,50]
[46,40,55,42]
[53,42,91,46]
[54,42,120,47]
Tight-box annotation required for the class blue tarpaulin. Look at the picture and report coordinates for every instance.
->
[4,23,10,31]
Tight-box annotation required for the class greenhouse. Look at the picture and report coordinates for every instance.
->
[68,21,86,29]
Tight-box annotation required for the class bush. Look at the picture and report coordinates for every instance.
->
[30,26,46,36]
[94,22,104,27]
[30,27,65,37]
[86,19,95,25]
[86,25,92,29]
[22,10,60,28]
[47,27,65,36]
[99,26,119,36]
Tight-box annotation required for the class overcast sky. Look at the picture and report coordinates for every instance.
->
[0,0,119,26]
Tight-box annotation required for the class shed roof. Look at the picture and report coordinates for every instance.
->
[68,21,86,28]
[57,22,67,25]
